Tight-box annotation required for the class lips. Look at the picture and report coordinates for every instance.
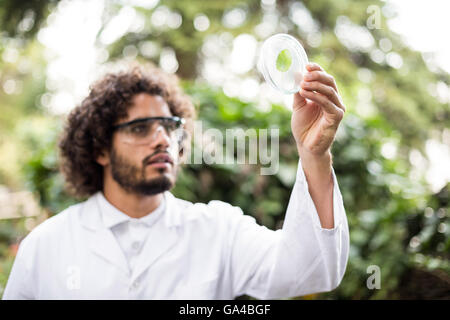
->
[147,153,174,166]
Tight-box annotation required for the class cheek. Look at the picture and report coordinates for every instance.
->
[167,142,181,163]
[116,143,145,166]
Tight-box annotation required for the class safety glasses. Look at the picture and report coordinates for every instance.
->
[112,116,186,146]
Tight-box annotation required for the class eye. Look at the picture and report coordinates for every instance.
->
[129,123,149,135]
[158,119,174,131]
[167,120,178,130]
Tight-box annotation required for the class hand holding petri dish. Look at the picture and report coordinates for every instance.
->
[258,33,308,94]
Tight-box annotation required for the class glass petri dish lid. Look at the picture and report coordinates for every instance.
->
[258,33,308,94]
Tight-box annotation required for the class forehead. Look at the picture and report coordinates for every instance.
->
[125,93,172,121]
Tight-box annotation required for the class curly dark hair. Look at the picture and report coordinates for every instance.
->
[58,64,196,198]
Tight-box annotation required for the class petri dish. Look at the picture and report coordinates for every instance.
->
[258,33,308,94]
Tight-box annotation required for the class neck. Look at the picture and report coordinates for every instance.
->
[102,171,163,219]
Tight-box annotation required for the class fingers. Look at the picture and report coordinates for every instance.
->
[304,70,337,91]
[301,62,345,113]
[301,81,345,112]
[299,89,344,119]
[296,62,346,116]
[304,63,338,91]
[306,62,323,72]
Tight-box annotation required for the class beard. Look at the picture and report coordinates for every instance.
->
[109,148,174,196]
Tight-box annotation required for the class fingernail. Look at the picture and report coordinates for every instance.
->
[304,73,312,80]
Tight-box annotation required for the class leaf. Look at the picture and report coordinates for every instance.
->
[276,49,292,72]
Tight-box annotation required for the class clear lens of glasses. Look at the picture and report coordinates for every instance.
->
[119,118,185,146]
[258,33,308,94]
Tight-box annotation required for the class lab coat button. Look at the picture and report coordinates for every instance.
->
[131,281,140,290]
[131,241,140,250]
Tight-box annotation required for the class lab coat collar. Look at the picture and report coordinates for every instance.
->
[162,191,182,228]
[79,191,183,231]
[96,191,166,229]
[79,191,182,278]
[96,192,130,229]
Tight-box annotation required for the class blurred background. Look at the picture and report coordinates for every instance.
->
[0,0,449,299]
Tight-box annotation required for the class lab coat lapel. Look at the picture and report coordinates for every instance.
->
[131,192,181,283]
[87,227,130,275]
[79,193,130,275]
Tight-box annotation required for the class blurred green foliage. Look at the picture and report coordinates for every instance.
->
[0,0,449,299]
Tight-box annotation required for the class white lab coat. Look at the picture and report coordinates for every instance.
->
[3,159,349,299]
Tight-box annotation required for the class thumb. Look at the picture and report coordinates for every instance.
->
[293,71,306,110]
[293,91,306,109]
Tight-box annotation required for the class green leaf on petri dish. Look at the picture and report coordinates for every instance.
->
[276,49,292,72]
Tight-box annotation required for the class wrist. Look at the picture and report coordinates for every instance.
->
[298,148,333,185]
[297,146,332,166]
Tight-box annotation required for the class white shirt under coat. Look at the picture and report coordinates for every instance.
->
[99,194,166,276]
[3,159,350,299]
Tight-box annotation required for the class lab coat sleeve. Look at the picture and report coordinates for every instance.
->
[2,234,36,300]
[227,158,349,299]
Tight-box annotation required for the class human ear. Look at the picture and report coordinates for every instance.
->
[96,150,110,166]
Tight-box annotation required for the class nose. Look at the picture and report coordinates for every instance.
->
[149,125,171,149]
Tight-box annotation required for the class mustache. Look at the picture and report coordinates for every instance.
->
[142,150,172,166]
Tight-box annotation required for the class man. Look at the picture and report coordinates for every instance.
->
[3,63,349,299]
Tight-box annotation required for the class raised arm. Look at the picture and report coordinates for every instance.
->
[227,63,349,299]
